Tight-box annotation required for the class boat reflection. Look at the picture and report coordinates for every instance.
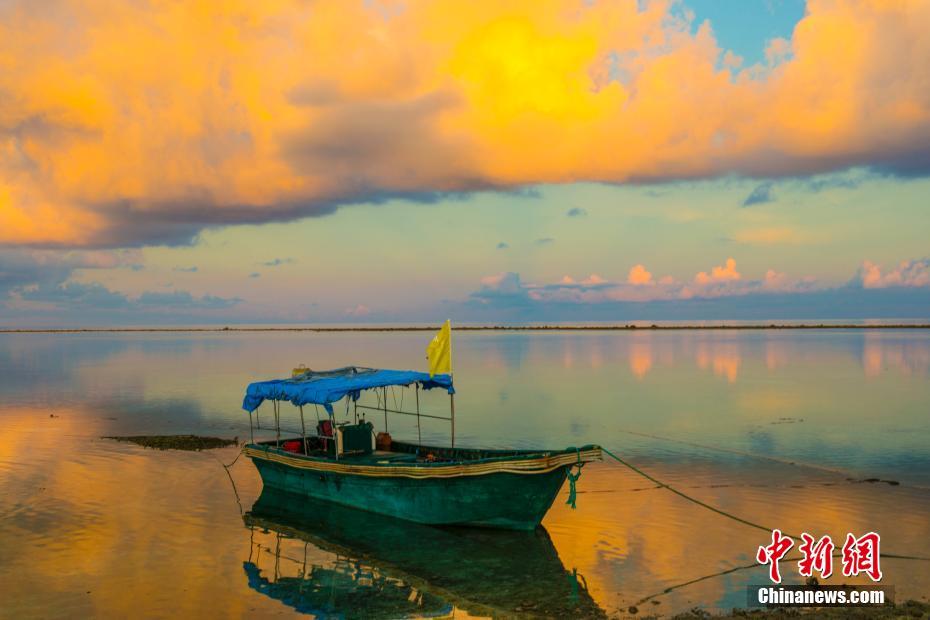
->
[243,487,605,618]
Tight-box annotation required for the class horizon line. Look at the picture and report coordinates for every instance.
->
[2,323,930,334]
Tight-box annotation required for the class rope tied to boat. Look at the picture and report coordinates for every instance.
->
[565,447,584,509]
[599,446,930,562]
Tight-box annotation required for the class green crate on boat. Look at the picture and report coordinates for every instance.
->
[332,422,374,456]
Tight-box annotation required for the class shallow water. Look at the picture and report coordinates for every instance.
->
[1,329,928,618]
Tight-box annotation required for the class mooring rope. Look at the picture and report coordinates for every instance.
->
[565,448,584,509]
[211,441,246,515]
[600,447,930,562]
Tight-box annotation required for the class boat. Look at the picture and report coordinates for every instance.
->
[240,365,601,530]
[243,486,606,618]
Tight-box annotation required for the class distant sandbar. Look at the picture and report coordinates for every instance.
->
[3,324,929,333]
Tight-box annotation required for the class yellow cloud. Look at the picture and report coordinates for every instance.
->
[1,0,929,246]
[695,258,740,284]
[627,264,653,285]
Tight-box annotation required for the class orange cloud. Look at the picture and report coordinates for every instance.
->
[2,0,929,247]
[856,259,930,288]
[627,264,653,286]
[695,258,740,285]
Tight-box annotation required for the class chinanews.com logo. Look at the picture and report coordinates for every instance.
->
[748,529,894,608]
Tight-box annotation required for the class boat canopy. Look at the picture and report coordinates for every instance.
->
[242,366,454,414]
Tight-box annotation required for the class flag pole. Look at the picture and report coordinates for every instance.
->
[449,319,455,449]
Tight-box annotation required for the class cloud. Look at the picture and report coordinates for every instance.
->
[582,274,606,286]
[478,272,525,293]
[496,241,509,249]
[467,257,927,318]
[566,207,587,217]
[733,227,807,245]
[137,291,240,308]
[853,259,930,289]
[803,170,868,192]
[260,258,295,267]
[471,272,533,307]
[742,182,775,207]
[20,281,132,309]
[535,238,555,245]
[343,304,371,317]
[0,248,237,315]
[173,265,198,273]
[0,248,140,298]
[695,258,740,285]
[248,272,260,278]
[627,264,653,285]
[473,258,820,308]
[2,0,929,248]
[16,279,238,311]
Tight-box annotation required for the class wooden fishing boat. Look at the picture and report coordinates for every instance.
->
[241,366,601,530]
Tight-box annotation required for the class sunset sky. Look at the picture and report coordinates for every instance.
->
[1,0,929,325]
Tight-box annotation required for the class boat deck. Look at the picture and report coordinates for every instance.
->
[345,450,419,464]
[253,436,575,466]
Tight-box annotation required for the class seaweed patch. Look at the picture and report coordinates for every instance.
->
[104,435,239,451]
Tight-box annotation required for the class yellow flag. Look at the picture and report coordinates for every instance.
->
[426,319,452,377]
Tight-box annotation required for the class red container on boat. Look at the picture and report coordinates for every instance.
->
[282,440,302,453]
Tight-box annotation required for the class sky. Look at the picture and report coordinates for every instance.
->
[1,0,929,325]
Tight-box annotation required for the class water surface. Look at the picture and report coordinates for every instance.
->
[1,329,928,617]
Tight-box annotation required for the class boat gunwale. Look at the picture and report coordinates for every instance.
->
[243,442,602,479]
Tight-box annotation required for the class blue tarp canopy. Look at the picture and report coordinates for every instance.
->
[242,366,454,414]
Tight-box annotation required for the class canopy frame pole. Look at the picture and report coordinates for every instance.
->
[353,400,358,424]
[274,400,280,448]
[415,384,422,447]
[256,403,261,429]
[449,319,455,450]
[382,387,388,433]
[299,405,307,455]
[249,410,254,444]
[330,409,338,461]
[355,404,449,421]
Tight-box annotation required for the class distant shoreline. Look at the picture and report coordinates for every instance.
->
[2,324,929,333]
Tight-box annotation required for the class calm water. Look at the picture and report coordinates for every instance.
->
[1,329,929,618]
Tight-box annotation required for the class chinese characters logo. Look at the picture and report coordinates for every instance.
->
[756,530,882,583]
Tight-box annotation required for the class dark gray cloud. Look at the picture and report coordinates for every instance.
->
[0,251,72,299]
[0,249,239,317]
[19,280,132,309]
[496,242,509,250]
[173,265,198,272]
[742,182,775,207]
[805,175,862,193]
[249,272,260,278]
[469,272,532,309]
[566,207,588,217]
[506,186,543,199]
[137,291,240,309]
[535,237,555,245]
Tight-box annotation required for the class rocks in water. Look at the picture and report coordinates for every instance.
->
[103,435,238,451]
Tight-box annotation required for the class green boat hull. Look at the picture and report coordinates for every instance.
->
[251,456,569,530]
